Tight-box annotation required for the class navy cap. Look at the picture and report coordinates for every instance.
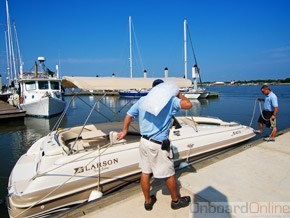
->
[152,79,164,87]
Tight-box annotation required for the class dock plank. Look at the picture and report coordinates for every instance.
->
[0,100,26,120]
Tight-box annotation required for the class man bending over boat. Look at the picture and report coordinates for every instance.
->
[117,79,192,211]
[255,85,278,141]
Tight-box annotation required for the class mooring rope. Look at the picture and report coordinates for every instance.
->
[249,100,257,127]
[258,100,271,122]
[249,99,275,138]
[249,99,272,127]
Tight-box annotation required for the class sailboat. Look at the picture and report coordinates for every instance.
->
[119,16,149,98]
[7,76,256,218]
[182,19,213,99]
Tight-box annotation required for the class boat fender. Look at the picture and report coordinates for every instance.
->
[88,190,103,202]
[139,81,179,116]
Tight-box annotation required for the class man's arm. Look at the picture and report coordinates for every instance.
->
[177,92,192,109]
[271,107,278,120]
[117,114,133,140]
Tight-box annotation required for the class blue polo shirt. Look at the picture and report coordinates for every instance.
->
[127,96,181,141]
[264,92,278,111]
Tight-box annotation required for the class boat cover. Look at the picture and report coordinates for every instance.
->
[61,76,191,91]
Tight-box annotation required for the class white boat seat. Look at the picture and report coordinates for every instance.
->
[84,124,98,131]
[109,131,126,145]
[82,130,106,140]
[61,132,79,141]
[69,141,85,151]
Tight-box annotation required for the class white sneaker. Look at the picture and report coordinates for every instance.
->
[264,137,275,142]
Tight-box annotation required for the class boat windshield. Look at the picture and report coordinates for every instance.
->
[38,81,49,90]
[25,81,36,91]
[51,81,60,90]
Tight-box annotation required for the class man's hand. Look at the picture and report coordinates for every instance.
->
[117,115,132,141]
[271,115,276,120]
[117,130,127,141]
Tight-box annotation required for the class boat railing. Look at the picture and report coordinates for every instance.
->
[21,72,58,80]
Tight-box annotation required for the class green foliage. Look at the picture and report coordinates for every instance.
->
[202,78,290,85]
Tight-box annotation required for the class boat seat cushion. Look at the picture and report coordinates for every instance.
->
[82,130,107,140]
[84,124,98,131]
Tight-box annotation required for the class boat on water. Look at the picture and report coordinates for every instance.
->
[7,76,255,218]
[182,89,201,99]
[119,89,148,98]
[182,66,208,99]
[17,57,66,117]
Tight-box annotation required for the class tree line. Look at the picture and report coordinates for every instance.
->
[234,78,290,84]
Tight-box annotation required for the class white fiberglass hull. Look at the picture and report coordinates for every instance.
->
[20,97,66,117]
[184,92,200,99]
[198,92,209,98]
[7,116,255,218]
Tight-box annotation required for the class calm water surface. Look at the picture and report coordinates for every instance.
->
[0,85,289,214]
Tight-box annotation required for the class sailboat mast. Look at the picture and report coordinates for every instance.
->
[6,0,17,84]
[129,16,133,78]
[6,0,12,85]
[4,31,11,85]
[13,21,23,71]
[183,19,188,79]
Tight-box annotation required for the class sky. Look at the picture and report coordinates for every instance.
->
[0,0,289,82]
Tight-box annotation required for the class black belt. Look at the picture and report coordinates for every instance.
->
[141,135,162,145]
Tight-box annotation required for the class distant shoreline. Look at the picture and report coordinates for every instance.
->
[204,82,290,86]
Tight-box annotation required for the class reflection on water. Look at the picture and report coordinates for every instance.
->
[25,117,58,134]
[1,85,290,209]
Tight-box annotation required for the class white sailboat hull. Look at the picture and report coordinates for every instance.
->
[198,92,209,98]
[184,92,200,99]
[7,116,255,218]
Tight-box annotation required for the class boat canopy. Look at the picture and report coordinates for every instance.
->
[61,76,192,91]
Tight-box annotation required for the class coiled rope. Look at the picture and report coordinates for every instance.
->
[249,99,271,127]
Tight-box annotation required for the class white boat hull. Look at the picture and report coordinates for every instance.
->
[7,116,255,217]
[184,92,200,99]
[198,92,209,98]
[20,97,66,117]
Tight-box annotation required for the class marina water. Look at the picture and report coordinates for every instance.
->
[1,85,290,216]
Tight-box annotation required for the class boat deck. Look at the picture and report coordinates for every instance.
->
[57,129,290,218]
[58,122,141,153]
[0,100,26,121]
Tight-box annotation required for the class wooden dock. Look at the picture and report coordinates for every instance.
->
[0,100,26,121]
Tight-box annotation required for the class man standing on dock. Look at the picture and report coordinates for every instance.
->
[117,79,192,211]
[255,85,278,141]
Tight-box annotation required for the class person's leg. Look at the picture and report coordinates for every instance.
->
[140,173,151,203]
[271,126,277,138]
[270,117,277,139]
[258,122,263,133]
[167,175,191,209]
[166,175,179,202]
[257,115,264,134]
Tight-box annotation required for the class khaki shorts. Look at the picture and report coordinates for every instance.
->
[139,137,175,179]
